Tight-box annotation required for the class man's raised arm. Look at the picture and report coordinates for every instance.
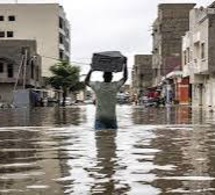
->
[122,59,128,84]
[84,69,93,87]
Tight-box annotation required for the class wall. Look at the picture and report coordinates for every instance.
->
[133,55,152,95]
[0,4,70,77]
[209,14,215,73]
[0,40,41,103]
[152,4,195,86]
[0,83,14,103]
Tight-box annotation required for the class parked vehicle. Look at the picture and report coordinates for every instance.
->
[117,92,130,104]
[145,97,165,107]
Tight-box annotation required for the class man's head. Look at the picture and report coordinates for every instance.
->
[103,72,113,82]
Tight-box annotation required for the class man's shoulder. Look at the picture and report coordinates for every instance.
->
[90,81,100,86]
[115,79,125,87]
[89,81,103,90]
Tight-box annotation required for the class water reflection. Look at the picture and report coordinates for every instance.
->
[91,130,118,194]
[149,123,215,193]
[132,106,193,125]
[0,126,64,194]
[53,107,86,126]
[0,105,215,194]
[0,107,86,127]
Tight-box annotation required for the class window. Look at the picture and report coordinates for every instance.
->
[0,16,4,21]
[194,42,200,59]
[65,41,69,52]
[0,31,5,38]
[59,49,64,60]
[7,64,13,78]
[0,62,3,73]
[187,48,190,63]
[7,31,13,37]
[201,43,205,59]
[59,17,64,29]
[65,28,70,38]
[36,66,39,81]
[183,51,187,65]
[59,33,64,44]
[30,61,34,79]
[8,15,15,21]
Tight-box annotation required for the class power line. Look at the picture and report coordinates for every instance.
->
[40,55,134,70]
[40,55,134,69]
[40,55,90,65]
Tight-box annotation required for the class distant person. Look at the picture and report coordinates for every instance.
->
[85,62,128,130]
[133,93,138,105]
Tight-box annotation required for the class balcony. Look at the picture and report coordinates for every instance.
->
[183,58,209,77]
[193,58,208,74]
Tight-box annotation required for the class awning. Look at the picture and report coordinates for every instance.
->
[166,71,183,79]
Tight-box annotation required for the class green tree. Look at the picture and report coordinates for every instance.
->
[49,60,84,107]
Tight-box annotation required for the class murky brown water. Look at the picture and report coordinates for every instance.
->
[0,105,215,194]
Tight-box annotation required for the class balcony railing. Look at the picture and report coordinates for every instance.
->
[183,58,209,76]
[193,58,208,74]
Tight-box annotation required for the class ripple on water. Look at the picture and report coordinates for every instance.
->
[0,106,215,194]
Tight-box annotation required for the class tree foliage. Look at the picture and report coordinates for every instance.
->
[48,60,85,106]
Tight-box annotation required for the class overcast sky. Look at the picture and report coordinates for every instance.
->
[0,0,213,79]
[66,0,212,72]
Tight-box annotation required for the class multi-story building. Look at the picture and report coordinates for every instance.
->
[0,3,70,78]
[152,3,196,86]
[182,2,215,108]
[0,40,41,103]
[132,55,152,97]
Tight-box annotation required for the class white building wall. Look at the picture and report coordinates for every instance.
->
[192,84,200,107]
[205,78,210,107]
[210,75,215,107]
[0,4,70,77]
[182,7,215,109]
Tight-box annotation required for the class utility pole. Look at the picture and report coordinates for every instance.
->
[23,49,28,89]
[14,49,28,90]
[14,55,24,91]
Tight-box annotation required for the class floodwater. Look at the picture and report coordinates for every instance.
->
[0,105,215,194]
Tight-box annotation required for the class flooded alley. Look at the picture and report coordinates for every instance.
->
[0,105,215,194]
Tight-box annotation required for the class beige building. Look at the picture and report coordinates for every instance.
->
[132,55,152,96]
[0,40,41,103]
[182,2,215,108]
[0,3,70,77]
[152,3,195,86]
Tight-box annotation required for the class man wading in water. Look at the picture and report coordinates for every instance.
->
[85,61,128,130]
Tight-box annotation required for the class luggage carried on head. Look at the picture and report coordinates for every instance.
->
[91,51,127,72]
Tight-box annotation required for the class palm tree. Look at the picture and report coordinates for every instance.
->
[49,60,84,107]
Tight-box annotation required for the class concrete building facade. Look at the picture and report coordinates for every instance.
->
[132,55,152,97]
[0,40,41,103]
[152,3,196,86]
[0,3,70,77]
[182,2,215,108]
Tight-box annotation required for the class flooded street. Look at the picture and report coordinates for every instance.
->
[0,105,215,194]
